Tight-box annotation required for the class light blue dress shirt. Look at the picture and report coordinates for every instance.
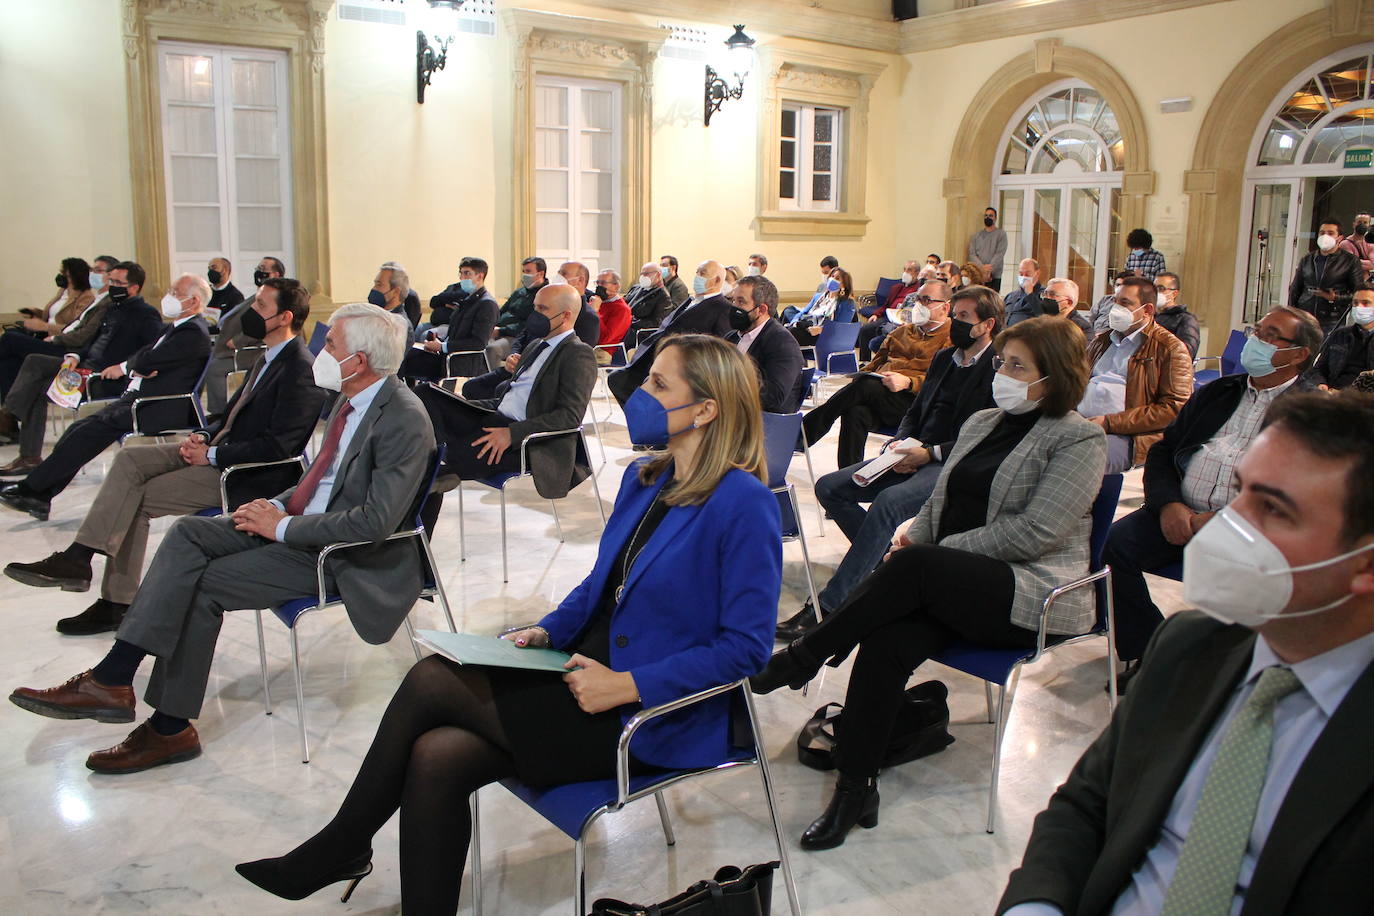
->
[272,376,386,541]
[1006,628,1374,916]
[206,336,292,468]
[1092,324,1144,379]
[497,328,573,422]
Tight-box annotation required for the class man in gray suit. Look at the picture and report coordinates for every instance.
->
[9,303,435,774]
[205,256,285,415]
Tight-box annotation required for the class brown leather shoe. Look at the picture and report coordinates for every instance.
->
[9,670,136,723]
[87,721,201,774]
[0,455,41,476]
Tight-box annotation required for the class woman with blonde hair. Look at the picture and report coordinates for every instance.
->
[238,333,782,914]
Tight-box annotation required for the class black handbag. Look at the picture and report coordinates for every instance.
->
[796,679,954,772]
[589,862,778,916]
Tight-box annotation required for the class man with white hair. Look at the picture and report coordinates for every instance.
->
[10,303,436,774]
[0,272,213,521]
[1043,276,1093,338]
[625,260,672,336]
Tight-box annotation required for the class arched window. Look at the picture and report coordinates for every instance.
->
[993,81,1124,301]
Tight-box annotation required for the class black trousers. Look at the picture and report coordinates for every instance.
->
[0,330,65,400]
[24,399,134,499]
[1102,507,1181,661]
[416,385,519,481]
[799,543,1033,778]
[857,322,888,361]
[801,374,915,468]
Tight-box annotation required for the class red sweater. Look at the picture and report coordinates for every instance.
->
[597,297,632,345]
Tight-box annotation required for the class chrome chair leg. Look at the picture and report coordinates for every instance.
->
[551,499,565,542]
[789,486,826,697]
[1104,568,1118,712]
[799,435,824,536]
[987,665,1023,834]
[419,531,458,632]
[254,609,272,716]
[469,791,483,915]
[743,689,803,916]
[457,481,466,561]
[290,626,310,763]
[402,616,422,662]
[573,836,587,916]
[499,486,509,583]
[654,792,676,846]
[583,431,608,527]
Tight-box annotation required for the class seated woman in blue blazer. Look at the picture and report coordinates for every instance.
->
[753,316,1106,851]
[237,334,782,913]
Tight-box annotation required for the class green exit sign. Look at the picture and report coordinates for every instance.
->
[1345,148,1373,168]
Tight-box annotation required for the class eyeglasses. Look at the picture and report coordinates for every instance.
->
[1244,325,1298,347]
[913,295,949,305]
[992,355,1037,376]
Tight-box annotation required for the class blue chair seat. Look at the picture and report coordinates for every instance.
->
[934,628,1103,686]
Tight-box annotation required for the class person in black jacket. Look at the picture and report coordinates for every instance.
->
[776,285,1003,640]
[1103,306,1322,679]
[0,273,214,521]
[727,275,804,413]
[205,256,244,321]
[1288,219,1365,333]
[1306,283,1374,389]
[606,259,733,406]
[626,260,673,340]
[488,256,548,359]
[368,261,423,331]
[401,257,499,380]
[3,278,326,635]
[0,261,163,476]
[1153,271,1200,358]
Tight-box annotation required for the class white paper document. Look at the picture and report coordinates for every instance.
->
[852,437,923,487]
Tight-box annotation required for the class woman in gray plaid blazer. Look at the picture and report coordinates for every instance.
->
[753,316,1107,850]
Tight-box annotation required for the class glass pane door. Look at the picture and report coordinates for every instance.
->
[1032,189,1062,278]
[1244,183,1293,324]
[997,189,1024,283]
[1066,187,1101,299]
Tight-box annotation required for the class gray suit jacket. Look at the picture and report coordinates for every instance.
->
[276,374,436,644]
[906,408,1107,634]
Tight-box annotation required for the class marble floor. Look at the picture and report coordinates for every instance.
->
[0,393,1187,915]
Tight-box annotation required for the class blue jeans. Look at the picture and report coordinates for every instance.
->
[815,460,943,612]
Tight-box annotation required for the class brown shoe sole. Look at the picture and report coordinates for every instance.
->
[87,743,202,775]
[8,692,135,723]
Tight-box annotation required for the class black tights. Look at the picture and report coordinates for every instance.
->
[284,656,515,915]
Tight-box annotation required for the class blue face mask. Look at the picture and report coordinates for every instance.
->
[624,387,703,447]
[367,289,388,308]
[89,271,106,291]
[692,275,709,296]
[460,278,477,294]
[825,277,841,293]
[660,266,671,280]
[1130,248,1144,256]
[1239,335,1297,379]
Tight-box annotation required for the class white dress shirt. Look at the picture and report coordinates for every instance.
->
[497,329,573,421]
[206,336,292,468]
[273,376,386,541]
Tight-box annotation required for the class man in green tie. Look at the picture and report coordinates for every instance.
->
[998,391,1374,916]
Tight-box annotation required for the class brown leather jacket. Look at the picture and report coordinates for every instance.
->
[863,320,952,388]
[1084,320,1194,466]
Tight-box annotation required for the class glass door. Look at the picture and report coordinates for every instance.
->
[1032,189,1062,277]
[1066,187,1101,299]
[1242,183,1295,324]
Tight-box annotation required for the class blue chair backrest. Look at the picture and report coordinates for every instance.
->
[813,321,861,374]
[307,321,330,356]
[834,299,856,324]
[874,276,899,304]
[1219,329,1246,376]
[1089,473,1124,630]
[761,411,802,490]
[408,444,448,531]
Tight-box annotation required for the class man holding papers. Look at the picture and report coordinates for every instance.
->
[778,285,1004,641]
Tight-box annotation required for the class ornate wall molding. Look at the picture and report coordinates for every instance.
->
[120,0,333,300]
[755,43,889,239]
[502,9,665,281]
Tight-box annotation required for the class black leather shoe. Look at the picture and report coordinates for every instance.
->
[749,640,823,694]
[0,484,49,521]
[800,774,880,851]
[775,600,825,642]
[1106,659,1140,695]
[5,552,92,592]
[236,848,374,902]
[57,600,128,636]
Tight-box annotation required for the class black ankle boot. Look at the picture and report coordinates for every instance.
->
[775,600,825,642]
[749,640,823,694]
[800,773,880,851]
[236,847,374,902]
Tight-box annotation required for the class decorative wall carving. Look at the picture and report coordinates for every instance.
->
[528,36,634,63]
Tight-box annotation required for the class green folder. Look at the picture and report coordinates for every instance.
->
[413,629,573,673]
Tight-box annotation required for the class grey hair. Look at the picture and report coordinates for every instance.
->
[175,272,213,309]
[598,269,622,286]
[332,302,408,375]
[1047,277,1079,306]
[378,260,411,299]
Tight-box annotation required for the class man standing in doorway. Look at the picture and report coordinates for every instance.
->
[1289,218,1365,334]
[1339,211,1374,279]
[968,205,1007,292]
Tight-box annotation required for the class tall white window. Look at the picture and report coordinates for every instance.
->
[779,103,843,212]
[533,76,621,278]
[158,41,293,282]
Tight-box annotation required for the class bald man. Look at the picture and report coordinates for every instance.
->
[416,284,597,498]
[607,258,734,405]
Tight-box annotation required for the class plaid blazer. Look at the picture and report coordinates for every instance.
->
[906,408,1107,634]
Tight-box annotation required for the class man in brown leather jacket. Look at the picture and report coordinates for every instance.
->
[1082,275,1193,473]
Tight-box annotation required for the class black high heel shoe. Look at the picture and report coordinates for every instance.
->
[235,848,374,902]
[800,774,879,851]
[749,640,823,694]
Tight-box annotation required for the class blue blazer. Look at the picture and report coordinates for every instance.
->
[538,460,781,770]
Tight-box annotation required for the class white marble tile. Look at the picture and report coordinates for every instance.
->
[0,408,1188,915]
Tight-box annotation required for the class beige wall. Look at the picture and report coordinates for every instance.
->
[0,0,134,308]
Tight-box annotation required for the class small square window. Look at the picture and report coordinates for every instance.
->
[813,144,831,172]
[781,108,797,138]
[781,139,795,169]
[812,174,831,202]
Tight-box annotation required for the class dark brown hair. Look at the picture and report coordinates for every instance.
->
[950,284,1005,336]
[1264,392,1374,544]
[994,316,1090,417]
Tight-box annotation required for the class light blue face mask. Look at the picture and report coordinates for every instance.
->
[89,271,106,291]
[1239,335,1300,378]
[692,275,709,295]
[459,278,477,294]
[660,266,671,280]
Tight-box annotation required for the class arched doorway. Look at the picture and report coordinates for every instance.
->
[993,80,1124,300]
[1238,45,1374,323]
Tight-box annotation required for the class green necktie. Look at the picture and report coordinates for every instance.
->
[1160,665,1303,916]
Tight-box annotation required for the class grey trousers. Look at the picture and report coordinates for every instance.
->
[204,355,237,415]
[4,352,61,457]
[74,443,222,604]
[116,515,335,719]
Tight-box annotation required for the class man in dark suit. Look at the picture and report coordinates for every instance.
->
[0,261,162,475]
[727,275,804,413]
[1104,306,1323,681]
[402,255,500,380]
[205,256,244,321]
[1000,392,1374,916]
[777,284,1003,640]
[607,258,733,405]
[626,260,673,339]
[419,284,597,503]
[1,270,213,520]
[3,278,326,636]
[205,256,284,415]
[9,303,434,773]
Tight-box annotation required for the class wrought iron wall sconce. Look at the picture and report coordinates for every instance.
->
[704,24,756,126]
[417,0,463,104]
